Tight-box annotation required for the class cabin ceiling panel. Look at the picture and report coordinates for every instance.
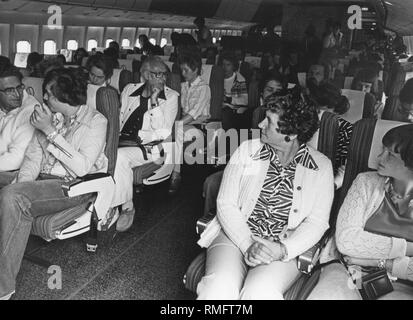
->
[0,0,28,11]
[149,0,222,18]
[215,0,263,22]
[384,0,413,36]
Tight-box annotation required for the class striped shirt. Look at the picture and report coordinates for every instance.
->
[181,76,211,122]
[247,143,318,240]
[335,118,353,171]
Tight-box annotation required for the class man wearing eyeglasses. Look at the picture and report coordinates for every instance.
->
[0,66,36,183]
[111,56,178,232]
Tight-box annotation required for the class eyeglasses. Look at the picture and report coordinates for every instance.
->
[89,71,106,80]
[149,71,167,79]
[0,84,25,96]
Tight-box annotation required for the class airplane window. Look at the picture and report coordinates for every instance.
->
[16,40,31,53]
[160,38,167,48]
[212,37,216,44]
[105,38,113,48]
[87,39,98,51]
[149,38,156,45]
[44,40,57,55]
[67,40,78,50]
[135,38,141,48]
[121,39,130,47]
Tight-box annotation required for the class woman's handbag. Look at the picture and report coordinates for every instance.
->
[364,192,413,242]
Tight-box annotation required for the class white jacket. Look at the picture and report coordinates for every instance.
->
[198,139,334,261]
[120,83,179,144]
[0,91,37,171]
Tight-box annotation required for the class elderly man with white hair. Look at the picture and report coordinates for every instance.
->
[112,56,179,232]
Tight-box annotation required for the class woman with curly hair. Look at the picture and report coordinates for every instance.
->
[197,89,334,300]
[0,68,108,300]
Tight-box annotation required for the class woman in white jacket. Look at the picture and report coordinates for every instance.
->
[197,89,334,300]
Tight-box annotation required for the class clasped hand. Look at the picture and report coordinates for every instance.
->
[30,104,55,135]
[244,235,283,267]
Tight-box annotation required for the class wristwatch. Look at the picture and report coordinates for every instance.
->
[378,259,386,269]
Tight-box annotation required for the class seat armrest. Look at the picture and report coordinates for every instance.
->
[196,210,217,235]
[62,173,112,197]
[297,231,330,274]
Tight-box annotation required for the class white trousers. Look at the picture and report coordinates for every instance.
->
[173,123,205,173]
[111,146,161,210]
[197,231,301,300]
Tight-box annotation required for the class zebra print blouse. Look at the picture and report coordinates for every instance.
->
[247,143,318,240]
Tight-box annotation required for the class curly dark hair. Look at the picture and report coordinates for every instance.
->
[86,54,114,79]
[218,51,239,71]
[264,87,319,144]
[43,68,88,106]
[178,52,202,75]
[307,81,350,115]
[382,124,413,170]
[0,65,22,81]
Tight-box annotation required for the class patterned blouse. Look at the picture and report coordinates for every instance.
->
[335,118,353,171]
[247,143,318,240]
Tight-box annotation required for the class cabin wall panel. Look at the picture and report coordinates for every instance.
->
[282,4,349,45]
[41,26,64,53]
[64,26,85,49]
[105,27,121,46]
[0,24,10,57]
[86,26,104,47]
[14,24,39,55]
[120,27,136,48]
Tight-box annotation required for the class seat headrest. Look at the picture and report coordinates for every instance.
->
[244,56,261,69]
[126,54,142,61]
[82,57,88,67]
[368,120,406,170]
[109,69,122,92]
[405,71,413,81]
[14,53,29,68]
[86,84,102,110]
[297,73,306,88]
[200,64,213,85]
[156,55,170,62]
[164,61,174,71]
[118,59,133,72]
[341,89,366,124]
[307,110,325,150]
[343,76,354,89]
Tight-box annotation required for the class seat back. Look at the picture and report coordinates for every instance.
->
[109,68,133,93]
[340,119,406,207]
[307,110,340,170]
[200,65,224,120]
[118,59,133,72]
[156,55,170,62]
[340,89,366,124]
[126,54,142,61]
[22,77,44,103]
[343,76,353,89]
[96,86,120,177]
[297,72,306,88]
[30,86,120,239]
[14,52,29,68]
[244,56,261,69]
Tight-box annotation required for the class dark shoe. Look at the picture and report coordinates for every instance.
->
[168,173,182,194]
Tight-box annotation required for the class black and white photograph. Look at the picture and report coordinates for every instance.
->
[0,0,412,306]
